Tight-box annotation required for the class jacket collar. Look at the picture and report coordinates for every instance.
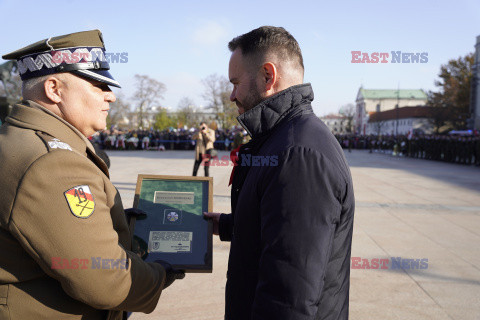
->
[237,83,314,139]
[6,100,95,158]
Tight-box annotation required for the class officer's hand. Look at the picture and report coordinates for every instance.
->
[203,212,222,235]
[155,260,185,289]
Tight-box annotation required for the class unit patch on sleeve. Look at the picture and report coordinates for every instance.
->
[64,185,95,218]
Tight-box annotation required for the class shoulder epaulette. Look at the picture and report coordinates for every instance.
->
[36,131,73,152]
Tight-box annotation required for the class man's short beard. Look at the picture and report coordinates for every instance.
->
[241,77,264,113]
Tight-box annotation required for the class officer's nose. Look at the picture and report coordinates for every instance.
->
[105,91,116,103]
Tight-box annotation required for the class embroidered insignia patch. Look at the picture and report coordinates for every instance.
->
[167,211,179,222]
[163,209,182,225]
[64,185,95,218]
[49,138,72,151]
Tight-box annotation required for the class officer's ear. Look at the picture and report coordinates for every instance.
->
[44,76,63,104]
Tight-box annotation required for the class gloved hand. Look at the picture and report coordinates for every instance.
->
[155,260,185,289]
[124,208,147,224]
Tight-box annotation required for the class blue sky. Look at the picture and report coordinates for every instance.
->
[1,0,479,116]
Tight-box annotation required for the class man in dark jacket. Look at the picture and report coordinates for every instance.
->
[205,26,355,320]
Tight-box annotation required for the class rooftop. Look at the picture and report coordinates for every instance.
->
[358,89,428,100]
[320,114,346,120]
[368,106,434,122]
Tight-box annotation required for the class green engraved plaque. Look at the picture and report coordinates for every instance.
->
[132,175,213,272]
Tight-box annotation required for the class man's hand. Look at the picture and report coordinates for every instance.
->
[203,212,222,235]
[155,260,185,289]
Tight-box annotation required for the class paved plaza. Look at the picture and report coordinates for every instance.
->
[106,149,480,320]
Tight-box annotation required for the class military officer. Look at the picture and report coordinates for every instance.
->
[0,30,182,320]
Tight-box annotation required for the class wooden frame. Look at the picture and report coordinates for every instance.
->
[132,174,213,273]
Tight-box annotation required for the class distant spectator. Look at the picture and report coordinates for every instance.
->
[192,122,216,176]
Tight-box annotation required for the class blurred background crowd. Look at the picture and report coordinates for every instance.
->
[91,126,250,152]
[90,127,480,167]
[335,133,480,166]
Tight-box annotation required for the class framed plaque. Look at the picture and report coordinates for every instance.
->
[131,175,213,272]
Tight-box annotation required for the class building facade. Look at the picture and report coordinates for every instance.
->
[320,114,350,134]
[366,106,434,136]
[355,88,428,134]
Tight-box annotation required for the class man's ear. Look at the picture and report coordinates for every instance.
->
[44,76,63,104]
[262,62,277,92]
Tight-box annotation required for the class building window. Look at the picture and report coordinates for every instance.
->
[376,104,380,112]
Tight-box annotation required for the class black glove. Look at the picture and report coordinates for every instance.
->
[155,260,185,289]
[124,208,147,224]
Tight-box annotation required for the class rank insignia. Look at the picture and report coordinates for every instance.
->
[48,138,72,151]
[64,185,95,218]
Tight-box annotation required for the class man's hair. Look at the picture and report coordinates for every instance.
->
[228,26,304,72]
[22,73,68,99]
[22,75,50,96]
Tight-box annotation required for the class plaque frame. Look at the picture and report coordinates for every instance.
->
[132,174,213,273]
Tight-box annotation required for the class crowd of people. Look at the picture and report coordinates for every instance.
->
[92,126,251,151]
[335,133,480,166]
[93,128,480,166]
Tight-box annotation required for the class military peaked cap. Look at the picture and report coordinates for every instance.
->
[2,30,120,88]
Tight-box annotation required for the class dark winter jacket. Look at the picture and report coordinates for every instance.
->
[219,83,355,320]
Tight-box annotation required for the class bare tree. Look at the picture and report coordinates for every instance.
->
[176,97,198,128]
[339,103,355,133]
[0,68,22,123]
[107,93,131,129]
[202,74,237,129]
[0,73,22,103]
[132,74,166,129]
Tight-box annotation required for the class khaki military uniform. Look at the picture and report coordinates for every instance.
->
[0,100,166,319]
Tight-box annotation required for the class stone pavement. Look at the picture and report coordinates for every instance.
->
[106,149,480,320]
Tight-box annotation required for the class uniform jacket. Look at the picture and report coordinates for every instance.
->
[218,84,355,320]
[0,100,166,320]
[192,129,215,161]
